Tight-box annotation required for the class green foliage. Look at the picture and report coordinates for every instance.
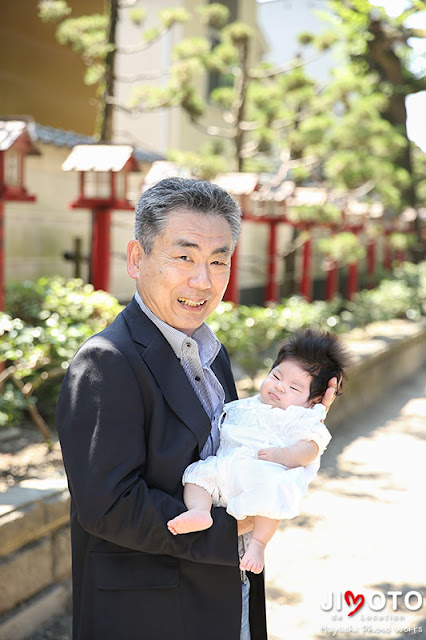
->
[208,261,426,380]
[167,142,228,180]
[388,232,417,251]
[0,278,122,428]
[2,264,426,426]
[298,0,426,217]
[158,8,191,30]
[38,0,71,22]
[317,232,366,265]
[288,204,342,225]
[128,8,147,27]
[0,385,27,428]
[222,23,254,46]
[196,4,230,30]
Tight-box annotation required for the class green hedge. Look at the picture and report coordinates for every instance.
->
[0,278,123,428]
[208,260,426,377]
[1,262,425,429]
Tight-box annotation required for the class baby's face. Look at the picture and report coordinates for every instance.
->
[259,358,313,410]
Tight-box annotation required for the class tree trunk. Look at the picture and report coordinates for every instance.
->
[233,40,250,172]
[95,0,119,143]
[366,17,423,260]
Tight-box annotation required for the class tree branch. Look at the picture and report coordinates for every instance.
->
[106,95,174,113]
[115,69,170,82]
[248,50,326,80]
[10,374,52,447]
[190,118,236,139]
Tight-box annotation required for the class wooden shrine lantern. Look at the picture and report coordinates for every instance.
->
[62,144,138,292]
[0,119,40,310]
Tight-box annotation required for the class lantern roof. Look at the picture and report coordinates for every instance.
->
[0,119,40,155]
[62,144,138,172]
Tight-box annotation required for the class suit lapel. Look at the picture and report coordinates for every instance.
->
[123,299,214,454]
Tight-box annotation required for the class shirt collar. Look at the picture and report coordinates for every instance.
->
[134,290,221,366]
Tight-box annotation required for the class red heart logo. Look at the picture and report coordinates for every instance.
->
[345,590,365,616]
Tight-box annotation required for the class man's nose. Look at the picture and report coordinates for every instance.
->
[189,263,212,289]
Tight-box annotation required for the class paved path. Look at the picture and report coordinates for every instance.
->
[29,366,426,640]
[265,366,426,640]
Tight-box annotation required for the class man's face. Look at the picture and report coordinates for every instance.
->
[259,358,313,410]
[127,209,233,336]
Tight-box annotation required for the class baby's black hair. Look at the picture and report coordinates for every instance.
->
[271,329,350,402]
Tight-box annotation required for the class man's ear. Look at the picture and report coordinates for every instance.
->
[127,240,142,280]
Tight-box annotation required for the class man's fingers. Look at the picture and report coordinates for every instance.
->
[321,377,338,411]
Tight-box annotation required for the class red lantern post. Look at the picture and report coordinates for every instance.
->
[346,262,359,301]
[325,260,339,300]
[224,243,240,304]
[367,238,376,288]
[0,120,40,310]
[299,228,312,302]
[265,220,280,303]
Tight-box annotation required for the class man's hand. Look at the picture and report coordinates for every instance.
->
[237,516,254,536]
[321,376,338,414]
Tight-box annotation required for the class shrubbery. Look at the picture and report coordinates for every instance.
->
[0,277,123,428]
[208,260,426,377]
[1,262,425,430]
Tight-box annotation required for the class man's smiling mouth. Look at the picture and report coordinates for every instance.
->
[178,297,207,308]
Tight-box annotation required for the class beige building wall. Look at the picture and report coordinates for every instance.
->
[0,0,102,135]
[5,145,91,284]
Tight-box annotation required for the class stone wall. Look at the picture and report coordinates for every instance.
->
[0,479,71,640]
[0,318,425,639]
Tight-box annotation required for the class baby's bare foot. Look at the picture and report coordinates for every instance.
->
[239,538,265,574]
[167,509,213,535]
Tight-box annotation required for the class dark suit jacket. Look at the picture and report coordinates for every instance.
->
[57,298,267,640]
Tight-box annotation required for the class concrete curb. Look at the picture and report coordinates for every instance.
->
[326,318,426,430]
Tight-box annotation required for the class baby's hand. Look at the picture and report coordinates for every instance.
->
[258,447,285,465]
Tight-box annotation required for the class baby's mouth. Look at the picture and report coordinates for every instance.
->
[178,297,207,308]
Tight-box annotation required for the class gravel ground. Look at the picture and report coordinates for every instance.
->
[27,613,72,640]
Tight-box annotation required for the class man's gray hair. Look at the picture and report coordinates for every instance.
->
[135,177,242,254]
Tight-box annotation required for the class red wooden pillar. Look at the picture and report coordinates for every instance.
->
[299,229,312,302]
[325,260,338,300]
[383,233,392,270]
[0,201,4,311]
[224,242,239,304]
[90,207,111,291]
[367,239,376,288]
[346,262,359,301]
[265,220,279,303]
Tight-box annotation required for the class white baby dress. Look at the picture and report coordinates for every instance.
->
[183,395,332,520]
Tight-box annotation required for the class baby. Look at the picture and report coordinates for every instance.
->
[167,329,349,573]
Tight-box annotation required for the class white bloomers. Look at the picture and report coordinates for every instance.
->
[183,395,331,520]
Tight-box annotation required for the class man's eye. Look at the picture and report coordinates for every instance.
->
[178,255,190,261]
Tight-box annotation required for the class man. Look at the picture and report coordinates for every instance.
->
[57,177,335,640]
